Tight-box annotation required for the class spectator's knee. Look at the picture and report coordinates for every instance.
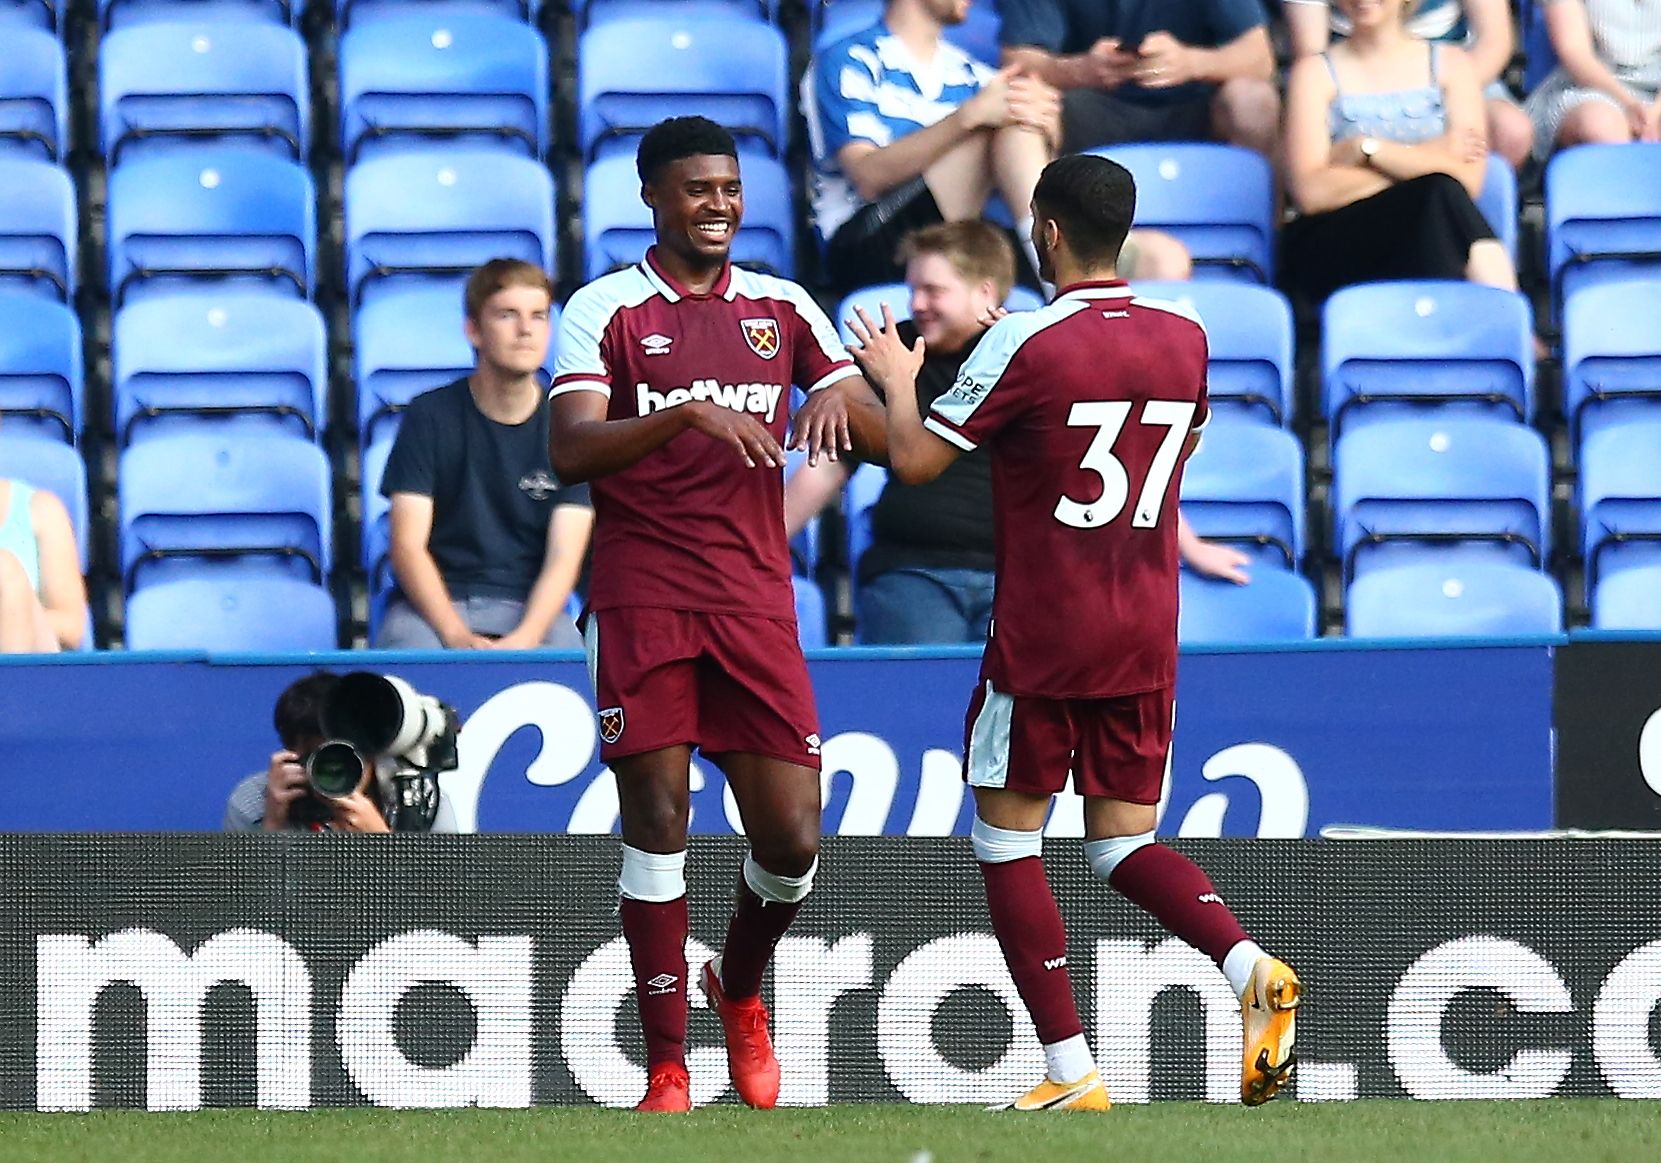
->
[1126,230,1193,282]
[1489,102,1534,168]
[1215,78,1280,139]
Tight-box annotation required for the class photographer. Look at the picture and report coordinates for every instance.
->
[223,671,459,833]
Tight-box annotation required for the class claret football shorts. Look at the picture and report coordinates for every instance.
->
[584,606,822,771]
[961,680,1175,804]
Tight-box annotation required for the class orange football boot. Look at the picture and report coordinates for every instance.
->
[701,959,781,1109]
[635,1062,692,1112]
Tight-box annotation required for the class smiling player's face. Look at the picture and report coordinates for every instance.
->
[647,153,744,271]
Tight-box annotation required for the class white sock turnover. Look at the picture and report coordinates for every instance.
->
[1044,1033,1096,1085]
[1222,939,1268,1001]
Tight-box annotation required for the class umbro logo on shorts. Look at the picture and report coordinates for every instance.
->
[646,972,678,996]
[805,733,821,757]
[599,706,625,744]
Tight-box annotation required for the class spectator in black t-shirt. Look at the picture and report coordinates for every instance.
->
[376,260,593,650]
[785,221,1253,643]
[999,0,1279,160]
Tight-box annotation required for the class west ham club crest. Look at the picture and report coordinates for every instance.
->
[599,706,625,744]
[740,317,781,360]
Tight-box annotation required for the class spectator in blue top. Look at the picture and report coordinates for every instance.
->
[997,0,1280,160]
[1285,0,1534,168]
[805,0,1191,295]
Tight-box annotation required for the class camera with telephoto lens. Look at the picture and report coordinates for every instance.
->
[302,672,460,831]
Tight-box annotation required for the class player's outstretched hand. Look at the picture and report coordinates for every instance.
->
[846,303,925,395]
[791,385,854,466]
[684,399,783,469]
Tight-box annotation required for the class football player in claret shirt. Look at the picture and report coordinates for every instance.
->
[548,116,883,1113]
[848,152,1302,1111]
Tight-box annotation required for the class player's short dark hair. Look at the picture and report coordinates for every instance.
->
[899,221,1017,301]
[1033,154,1136,269]
[636,116,739,185]
[464,258,553,322]
[274,671,340,752]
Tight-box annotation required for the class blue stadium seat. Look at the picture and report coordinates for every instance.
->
[118,431,332,592]
[339,14,549,164]
[1519,0,1558,93]
[0,293,81,445]
[0,0,58,31]
[1321,281,1534,441]
[843,460,885,606]
[1332,418,1550,581]
[1546,143,1661,318]
[0,431,87,563]
[112,292,327,446]
[361,429,394,593]
[1562,278,1661,448]
[125,575,337,651]
[832,281,1044,345]
[100,23,309,166]
[100,0,300,28]
[1579,421,1661,587]
[1592,565,1661,631]
[1179,420,1306,570]
[0,157,75,301]
[1179,570,1316,644]
[1132,280,1294,426]
[581,0,774,28]
[793,574,827,648]
[353,284,559,450]
[578,15,789,160]
[1474,152,1518,261]
[1346,561,1562,638]
[583,152,793,280]
[0,28,65,162]
[106,149,315,306]
[812,0,999,63]
[345,149,555,307]
[1090,143,1275,284]
[336,0,535,29]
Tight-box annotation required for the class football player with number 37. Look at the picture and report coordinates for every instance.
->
[549,116,884,1113]
[846,152,1302,1112]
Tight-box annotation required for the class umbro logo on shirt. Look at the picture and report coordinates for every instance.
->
[640,333,673,356]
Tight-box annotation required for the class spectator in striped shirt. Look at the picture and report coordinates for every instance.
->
[1527,0,1661,155]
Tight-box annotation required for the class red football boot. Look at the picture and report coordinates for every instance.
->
[635,1062,692,1112]
[700,959,781,1109]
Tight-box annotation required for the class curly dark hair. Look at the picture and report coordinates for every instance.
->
[636,115,738,185]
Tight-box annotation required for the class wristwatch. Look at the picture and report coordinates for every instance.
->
[1359,136,1382,166]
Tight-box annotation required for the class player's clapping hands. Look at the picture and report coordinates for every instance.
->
[791,386,855,466]
[845,303,925,395]
[683,400,783,469]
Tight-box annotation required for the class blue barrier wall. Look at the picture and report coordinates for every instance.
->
[0,642,1556,834]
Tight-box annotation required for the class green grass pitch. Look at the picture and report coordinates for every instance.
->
[2,1101,1657,1163]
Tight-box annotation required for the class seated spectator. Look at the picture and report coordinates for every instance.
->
[0,469,86,653]
[1280,0,1521,306]
[223,670,459,833]
[805,0,1190,296]
[1284,0,1534,168]
[784,221,1243,643]
[378,259,593,650]
[1526,0,1661,155]
[998,0,1280,158]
